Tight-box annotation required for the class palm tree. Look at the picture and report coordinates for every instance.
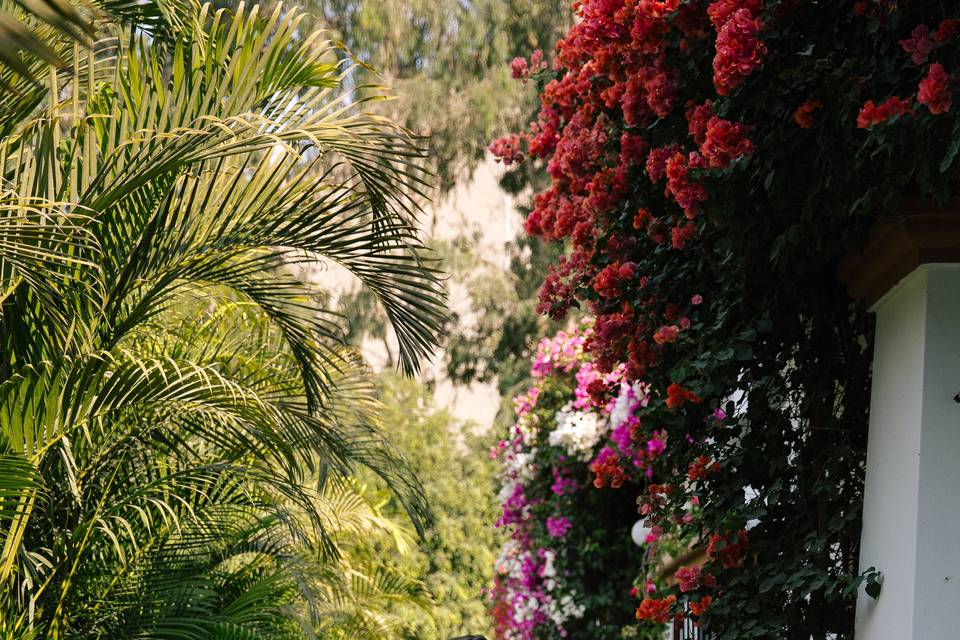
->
[0,3,446,637]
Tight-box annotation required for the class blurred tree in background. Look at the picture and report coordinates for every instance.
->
[305,0,569,191]
[288,0,571,399]
[370,375,503,639]
[442,232,567,397]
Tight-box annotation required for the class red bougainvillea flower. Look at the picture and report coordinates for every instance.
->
[899,24,934,65]
[687,455,721,481]
[646,144,680,182]
[675,565,699,592]
[594,262,636,298]
[706,0,762,30]
[793,99,823,128]
[665,152,708,217]
[671,221,697,249]
[686,100,714,144]
[856,96,912,129]
[633,207,652,230]
[642,66,679,119]
[490,134,524,165]
[700,116,754,168]
[666,383,702,409]
[689,595,714,616]
[707,529,750,569]
[636,595,677,623]
[918,63,953,115]
[934,18,960,43]
[713,8,767,96]
[639,0,681,18]
[676,565,718,592]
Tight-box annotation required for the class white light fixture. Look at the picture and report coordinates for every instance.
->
[631,519,650,547]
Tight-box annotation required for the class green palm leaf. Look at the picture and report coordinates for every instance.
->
[0,3,446,637]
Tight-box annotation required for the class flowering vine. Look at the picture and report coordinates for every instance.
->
[491,0,960,637]
[490,326,665,639]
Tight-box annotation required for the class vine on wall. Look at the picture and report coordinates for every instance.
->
[492,0,960,636]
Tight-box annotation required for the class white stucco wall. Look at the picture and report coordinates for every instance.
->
[856,264,960,639]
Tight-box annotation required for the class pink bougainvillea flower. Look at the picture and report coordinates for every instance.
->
[899,24,934,65]
[510,49,546,81]
[646,432,667,456]
[509,56,528,79]
[490,134,524,165]
[546,516,573,538]
[675,565,717,593]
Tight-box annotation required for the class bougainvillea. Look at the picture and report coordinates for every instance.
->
[490,327,663,640]
[493,1,960,637]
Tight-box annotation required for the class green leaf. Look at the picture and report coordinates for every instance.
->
[941,135,960,173]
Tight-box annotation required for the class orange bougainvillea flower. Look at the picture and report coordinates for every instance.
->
[666,383,702,409]
[636,595,677,623]
[688,455,721,481]
[793,99,823,128]
[690,595,714,617]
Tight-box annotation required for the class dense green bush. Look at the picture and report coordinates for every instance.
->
[373,375,504,639]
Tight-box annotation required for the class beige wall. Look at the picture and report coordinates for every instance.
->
[305,156,521,432]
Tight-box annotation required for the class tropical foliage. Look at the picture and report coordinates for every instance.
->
[370,375,502,639]
[0,2,447,638]
[490,0,960,637]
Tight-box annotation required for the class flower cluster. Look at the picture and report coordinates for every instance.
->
[919,63,953,114]
[549,404,608,460]
[712,6,767,96]
[858,17,958,124]
[856,96,912,129]
[510,49,548,82]
[498,1,960,637]
[491,325,657,639]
